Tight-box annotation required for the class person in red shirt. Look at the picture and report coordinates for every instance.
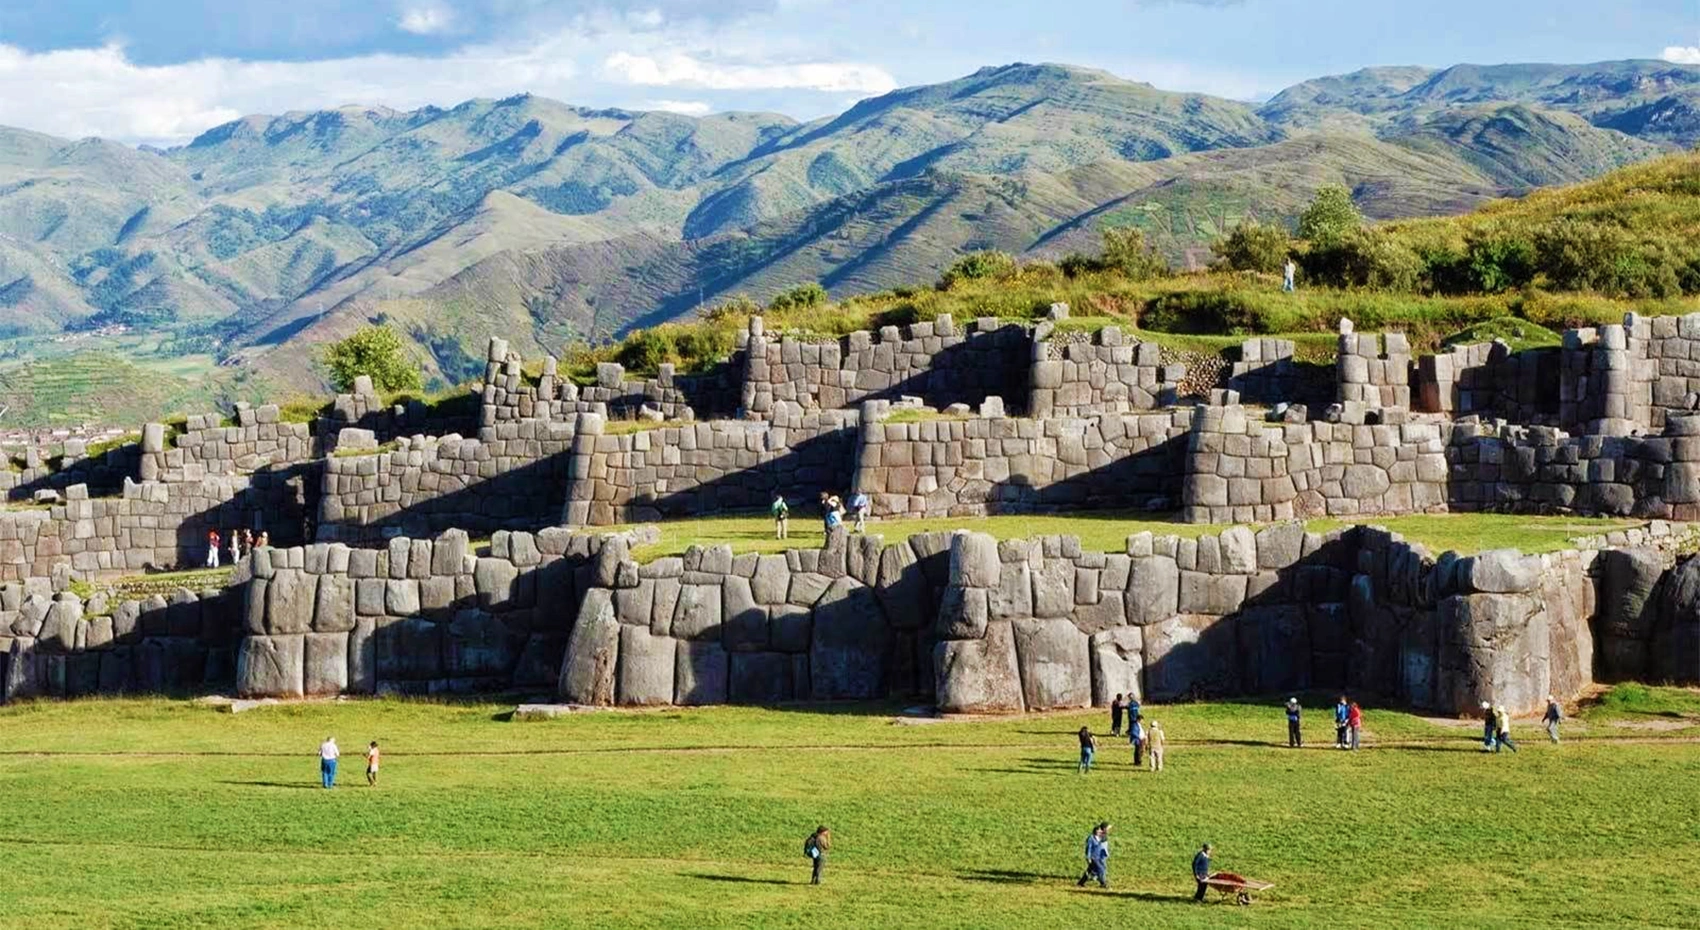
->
[1346,701,1363,750]
[205,529,221,568]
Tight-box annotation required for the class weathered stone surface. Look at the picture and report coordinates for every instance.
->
[1089,626,1143,704]
[432,529,468,576]
[313,575,355,633]
[672,584,723,640]
[810,577,889,699]
[1438,592,1548,715]
[1595,547,1664,680]
[722,576,768,651]
[788,572,832,607]
[1656,554,1700,684]
[935,621,1023,713]
[616,624,675,705]
[474,558,518,610]
[38,597,82,652]
[674,639,729,705]
[874,543,927,630]
[1142,614,1239,701]
[1235,606,1311,695]
[951,532,1001,589]
[751,555,790,605]
[304,632,349,695]
[730,652,794,703]
[1464,549,1540,594]
[265,570,316,635]
[1255,522,1305,570]
[769,605,812,653]
[1032,559,1075,619]
[447,610,519,679]
[1126,556,1178,625]
[236,634,304,698]
[936,586,989,640]
[348,617,376,693]
[1219,527,1257,575]
[1011,618,1090,710]
[559,592,619,704]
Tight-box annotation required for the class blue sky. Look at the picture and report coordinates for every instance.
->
[0,0,1696,144]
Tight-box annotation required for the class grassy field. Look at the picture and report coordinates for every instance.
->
[0,689,1695,929]
[617,512,1644,562]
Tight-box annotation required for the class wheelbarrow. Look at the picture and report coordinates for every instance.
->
[1203,871,1274,905]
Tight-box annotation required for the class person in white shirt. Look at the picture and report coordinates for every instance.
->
[319,736,340,789]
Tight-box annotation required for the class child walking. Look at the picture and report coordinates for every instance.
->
[365,741,381,786]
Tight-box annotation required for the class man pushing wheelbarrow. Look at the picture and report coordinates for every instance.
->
[1192,843,1274,906]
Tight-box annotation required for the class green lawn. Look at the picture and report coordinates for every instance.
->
[0,691,1695,929]
[618,512,1644,562]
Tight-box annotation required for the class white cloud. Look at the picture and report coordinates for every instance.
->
[398,4,456,35]
[643,99,714,116]
[603,51,895,93]
[1663,46,1700,65]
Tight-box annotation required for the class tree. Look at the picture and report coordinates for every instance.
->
[324,325,422,393]
[1212,221,1291,274]
[768,282,829,313]
[939,250,1017,289]
[1296,185,1362,246]
[1100,226,1168,281]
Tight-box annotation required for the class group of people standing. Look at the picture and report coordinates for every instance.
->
[205,527,266,568]
[769,491,871,539]
[1078,694,1165,774]
[315,736,381,788]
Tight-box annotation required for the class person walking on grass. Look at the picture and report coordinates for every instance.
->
[1543,695,1563,744]
[771,493,790,540]
[206,529,221,568]
[1334,695,1350,749]
[1192,843,1213,903]
[849,491,870,533]
[1346,700,1363,751]
[1283,258,1297,293]
[1284,697,1303,748]
[318,736,339,789]
[1128,715,1146,768]
[1077,822,1110,889]
[1147,719,1165,772]
[1110,693,1125,738]
[805,826,830,885]
[1481,701,1497,751]
[1494,704,1518,753]
[365,741,381,787]
[1077,726,1097,774]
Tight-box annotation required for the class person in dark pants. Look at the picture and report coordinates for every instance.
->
[1284,697,1302,748]
[1192,843,1213,902]
[806,826,830,884]
[1110,694,1125,738]
[1481,701,1497,751]
[1128,715,1145,768]
[1334,696,1350,749]
[1077,822,1110,888]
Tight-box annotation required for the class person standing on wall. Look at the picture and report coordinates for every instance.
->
[1077,822,1110,889]
[206,529,221,568]
[771,493,789,540]
[1284,697,1303,749]
[805,826,831,885]
[1543,695,1563,744]
[1346,700,1363,751]
[1334,696,1350,749]
[318,736,339,789]
[1192,843,1213,903]
[1077,726,1097,775]
[1110,693,1125,738]
[1147,719,1165,772]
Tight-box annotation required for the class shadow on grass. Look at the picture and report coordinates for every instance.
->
[217,780,325,790]
[960,869,1053,885]
[684,873,796,886]
[1105,890,1198,905]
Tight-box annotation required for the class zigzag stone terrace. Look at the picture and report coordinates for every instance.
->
[2,311,1697,710]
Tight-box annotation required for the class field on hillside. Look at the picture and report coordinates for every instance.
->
[0,691,1696,929]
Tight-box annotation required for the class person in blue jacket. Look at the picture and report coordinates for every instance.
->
[1333,696,1350,749]
[1077,822,1110,888]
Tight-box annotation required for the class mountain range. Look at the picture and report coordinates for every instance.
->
[0,58,1696,400]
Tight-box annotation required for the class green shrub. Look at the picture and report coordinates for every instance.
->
[323,325,422,393]
[1465,232,1538,294]
[1212,222,1292,274]
[1297,184,1363,246]
[615,329,675,373]
[1058,253,1100,278]
[940,250,1018,289]
[767,282,829,313]
[1100,227,1169,281]
[1302,229,1422,291]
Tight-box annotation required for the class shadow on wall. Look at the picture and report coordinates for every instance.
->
[317,448,576,545]
[6,441,142,501]
[986,433,1190,515]
[174,461,318,568]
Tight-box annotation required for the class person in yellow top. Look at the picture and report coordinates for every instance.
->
[365,741,381,786]
[1147,720,1166,772]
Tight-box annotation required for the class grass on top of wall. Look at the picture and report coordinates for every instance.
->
[613,511,1644,562]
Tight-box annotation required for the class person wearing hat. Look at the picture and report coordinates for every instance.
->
[1493,704,1518,753]
[1480,701,1496,751]
[1284,697,1302,749]
[1542,695,1563,744]
[1146,719,1165,772]
[1077,822,1111,888]
[1192,843,1213,902]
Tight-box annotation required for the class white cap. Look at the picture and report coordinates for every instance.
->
[1481,701,1491,709]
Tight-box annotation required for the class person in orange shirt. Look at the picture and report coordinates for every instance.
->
[365,741,381,786]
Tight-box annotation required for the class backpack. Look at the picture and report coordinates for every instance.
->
[804,834,819,859]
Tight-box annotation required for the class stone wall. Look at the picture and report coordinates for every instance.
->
[578,360,740,422]
[2,438,141,501]
[1336,328,1412,411]
[140,406,314,483]
[739,315,1031,418]
[1414,341,1560,422]
[562,408,860,526]
[853,408,1191,519]
[1029,326,1181,417]
[3,582,241,701]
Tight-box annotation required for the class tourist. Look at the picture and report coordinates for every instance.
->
[1110,693,1125,738]
[1147,719,1165,772]
[849,490,870,532]
[1543,695,1563,744]
[1346,700,1363,751]
[242,528,255,554]
[227,530,241,565]
[206,529,221,568]
[1493,704,1518,753]
[1125,695,1141,731]
[365,740,381,787]
[257,531,270,548]
[1077,822,1110,889]
[1283,258,1296,293]
[1334,696,1350,749]
[1192,843,1213,903]
[318,736,339,789]
[771,493,790,540]
[1284,697,1302,748]
[805,826,830,885]
[1128,714,1146,768]
[1077,726,1097,774]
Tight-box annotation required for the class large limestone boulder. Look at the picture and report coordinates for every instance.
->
[1125,556,1179,625]
[1437,593,1548,716]
[1012,618,1090,710]
[304,632,349,695]
[875,543,929,630]
[934,621,1023,713]
[730,652,794,703]
[559,592,619,704]
[1235,606,1311,696]
[447,610,520,679]
[236,634,304,698]
[1594,548,1664,681]
[313,575,356,633]
[1141,614,1240,702]
[265,570,317,635]
[375,618,445,682]
[1656,554,1700,684]
[1090,627,1143,705]
[617,625,675,705]
[674,639,729,705]
[809,577,889,700]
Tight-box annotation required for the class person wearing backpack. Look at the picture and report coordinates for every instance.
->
[805,826,831,884]
[771,493,790,540]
